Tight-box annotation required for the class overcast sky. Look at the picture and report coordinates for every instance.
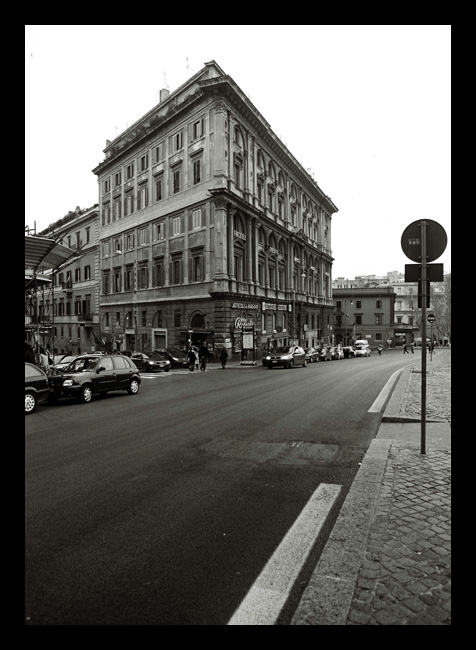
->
[25,25,451,279]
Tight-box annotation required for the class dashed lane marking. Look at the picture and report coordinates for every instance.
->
[227,482,342,626]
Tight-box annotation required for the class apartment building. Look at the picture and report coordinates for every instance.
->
[333,287,397,347]
[92,61,338,358]
[35,206,100,354]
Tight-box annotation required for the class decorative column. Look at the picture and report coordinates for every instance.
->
[212,196,229,292]
[246,215,253,283]
[227,209,235,279]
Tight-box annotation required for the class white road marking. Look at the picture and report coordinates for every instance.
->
[227,482,342,625]
[368,366,416,412]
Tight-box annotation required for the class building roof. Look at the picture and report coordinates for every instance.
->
[25,235,75,273]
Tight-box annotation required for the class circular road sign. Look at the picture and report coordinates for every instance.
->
[401,219,447,263]
[427,313,436,323]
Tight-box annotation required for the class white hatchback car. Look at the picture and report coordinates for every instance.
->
[353,341,371,357]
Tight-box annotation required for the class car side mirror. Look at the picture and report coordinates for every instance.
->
[97,366,105,373]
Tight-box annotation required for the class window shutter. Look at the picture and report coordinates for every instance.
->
[189,256,193,282]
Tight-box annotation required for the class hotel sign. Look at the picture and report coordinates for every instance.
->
[231,302,259,310]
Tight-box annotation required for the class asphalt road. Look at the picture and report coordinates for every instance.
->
[25,351,418,625]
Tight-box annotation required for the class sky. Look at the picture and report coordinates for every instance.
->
[25,25,451,279]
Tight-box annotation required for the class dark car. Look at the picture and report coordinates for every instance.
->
[263,345,307,369]
[25,362,50,414]
[153,348,189,368]
[131,352,170,372]
[48,354,141,404]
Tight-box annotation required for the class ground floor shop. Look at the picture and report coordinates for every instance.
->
[98,294,335,362]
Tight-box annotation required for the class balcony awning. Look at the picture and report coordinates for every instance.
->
[25,234,76,273]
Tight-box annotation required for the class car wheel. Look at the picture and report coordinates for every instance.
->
[165,368,170,372]
[289,360,294,369]
[128,379,140,395]
[25,392,37,414]
[80,385,93,403]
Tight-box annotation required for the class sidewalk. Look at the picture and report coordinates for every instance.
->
[291,348,451,625]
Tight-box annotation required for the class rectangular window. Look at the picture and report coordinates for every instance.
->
[173,216,181,236]
[138,185,148,209]
[140,153,149,172]
[138,227,149,246]
[138,265,148,289]
[114,199,121,220]
[155,175,163,201]
[114,170,122,187]
[113,270,121,293]
[376,300,382,308]
[192,209,202,230]
[125,267,133,291]
[375,314,383,325]
[125,193,133,216]
[174,312,181,327]
[171,258,182,284]
[125,232,135,250]
[173,169,181,193]
[103,178,110,193]
[114,237,122,253]
[126,163,134,180]
[173,131,183,151]
[356,315,362,325]
[193,119,202,140]
[75,268,81,282]
[103,272,110,295]
[154,222,165,241]
[190,252,203,282]
[193,159,201,184]
[116,312,121,326]
[153,259,164,286]
[84,265,91,280]
[356,301,362,309]
[154,142,164,163]
[86,227,90,243]
[141,311,147,327]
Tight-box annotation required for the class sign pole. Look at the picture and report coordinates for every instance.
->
[420,221,427,455]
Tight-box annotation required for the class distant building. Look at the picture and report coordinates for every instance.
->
[333,287,397,347]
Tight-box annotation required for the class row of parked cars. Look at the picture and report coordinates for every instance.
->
[25,347,196,414]
[261,340,372,369]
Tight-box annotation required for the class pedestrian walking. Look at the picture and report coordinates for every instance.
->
[377,345,382,356]
[192,345,199,370]
[187,346,196,371]
[219,346,229,369]
[198,343,209,371]
[403,343,409,354]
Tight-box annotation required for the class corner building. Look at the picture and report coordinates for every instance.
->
[93,61,338,360]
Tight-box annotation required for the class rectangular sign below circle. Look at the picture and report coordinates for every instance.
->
[405,263,444,282]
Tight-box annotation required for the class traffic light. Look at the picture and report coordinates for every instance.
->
[418,279,430,308]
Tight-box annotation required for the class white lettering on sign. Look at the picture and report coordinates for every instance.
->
[231,302,259,310]
[235,317,254,329]
[234,229,247,241]
[269,247,278,255]
[409,238,420,245]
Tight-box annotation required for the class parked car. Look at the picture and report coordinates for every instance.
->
[52,354,81,372]
[304,347,320,363]
[354,343,371,357]
[330,346,344,360]
[319,347,332,361]
[153,348,189,368]
[48,354,141,404]
[264,345,307,369]
[25,362,51,414]
[131,352,170,372]
[342,346,355,359]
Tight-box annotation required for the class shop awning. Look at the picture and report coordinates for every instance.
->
[25,234,76,273]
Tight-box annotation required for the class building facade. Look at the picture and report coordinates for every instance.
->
[333,287,397,347]
[92,61,338,359]
[34,206,101,355]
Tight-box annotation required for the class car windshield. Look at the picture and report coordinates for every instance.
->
[57,355,76,365]
[274,346,291,353]
[66,357,99,372]
[136,353,150,359]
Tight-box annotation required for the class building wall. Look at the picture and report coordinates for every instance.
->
[92,61,338,357]
[333,288,397,347]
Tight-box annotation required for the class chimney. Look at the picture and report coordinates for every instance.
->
[160,88,169,103]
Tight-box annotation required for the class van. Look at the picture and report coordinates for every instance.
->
[354,341,371,357]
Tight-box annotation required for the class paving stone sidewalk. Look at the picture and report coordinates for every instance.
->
[292,349,451,625]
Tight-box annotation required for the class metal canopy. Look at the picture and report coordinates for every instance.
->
[25,235,76,273]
